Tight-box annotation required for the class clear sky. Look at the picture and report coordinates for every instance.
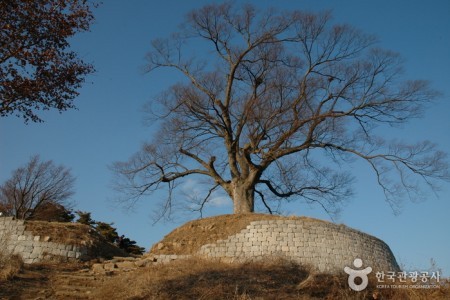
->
[1,0,449,275]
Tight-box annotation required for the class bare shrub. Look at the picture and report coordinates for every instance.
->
[0,254,23,280]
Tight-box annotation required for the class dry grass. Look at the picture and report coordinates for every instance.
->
[90,257,450,300]
[25,220,93,244]
[0,253,23,281]
[0,234,24,281]
[92,257,310,299]
[150,213,328,255]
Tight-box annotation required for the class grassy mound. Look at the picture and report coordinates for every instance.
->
[25,221,93,244]
[149,213,327,255]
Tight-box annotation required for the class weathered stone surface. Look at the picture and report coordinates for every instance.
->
[116,261,136,269]
[0,217,129,264]
[92,263,105,273]
[198,219,400,274]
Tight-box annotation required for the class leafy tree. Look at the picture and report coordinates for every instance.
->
[0,0,97,123]
[0,155,75,220]
[114,3,448,218]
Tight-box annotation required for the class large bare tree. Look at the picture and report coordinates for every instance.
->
[113,3,448,217]
[0,0,96,123]
[0,155,75,220]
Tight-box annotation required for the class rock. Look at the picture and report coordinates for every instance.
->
[134,259,149,267]
[92,263,105,273]
[116,261,136,270]
[103,262,117,271]
[113,256,136,261]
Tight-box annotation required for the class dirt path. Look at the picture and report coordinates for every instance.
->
[0,263,105,300]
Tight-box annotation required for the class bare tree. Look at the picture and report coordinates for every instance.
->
[113,3,448,218]
[0,155,75,220]
[0,0,97,123]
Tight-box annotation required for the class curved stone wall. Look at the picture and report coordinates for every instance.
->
[198,218,400,274]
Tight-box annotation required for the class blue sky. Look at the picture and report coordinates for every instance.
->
[1,0,449,275]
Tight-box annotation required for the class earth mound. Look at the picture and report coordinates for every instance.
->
[149,214,325,255]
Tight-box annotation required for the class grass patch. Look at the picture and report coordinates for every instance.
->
[0,253,23,281]
[25,221,93,245]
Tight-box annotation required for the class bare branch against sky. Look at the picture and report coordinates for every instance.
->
[113,2,449,220]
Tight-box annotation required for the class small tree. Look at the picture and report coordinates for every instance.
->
[75,211,144,255]
[95,221,119,244]
[0,155,75,220]
[0,0,97,123]
[120,237,145,255]
[76,211,96,227]
[114,3,448,218]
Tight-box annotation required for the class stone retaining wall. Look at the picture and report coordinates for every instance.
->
[198,219,400,273]
[0,217,128,264]
[0,217,89,263]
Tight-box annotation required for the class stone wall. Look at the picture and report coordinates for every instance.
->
[0,217,126,264]
[198,218,400,274]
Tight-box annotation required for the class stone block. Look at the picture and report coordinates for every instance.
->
[13,245,24,253]
[104,262,118,271]
[245,232,255,239]
[256,236,266,242]
[23,246,33,253]
[29,251,41,259]
[15,226,26,233]
[134,259,151,267]
[32,246,43,255]
[92,263,105,273]
[33,236,40,241]
[116,261,136,269]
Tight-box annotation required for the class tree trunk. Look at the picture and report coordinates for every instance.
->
[231,182,255,214]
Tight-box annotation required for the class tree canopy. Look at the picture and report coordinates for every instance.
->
[113,2,449,219]
[0,0,96,123]
[0,155,75,220]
